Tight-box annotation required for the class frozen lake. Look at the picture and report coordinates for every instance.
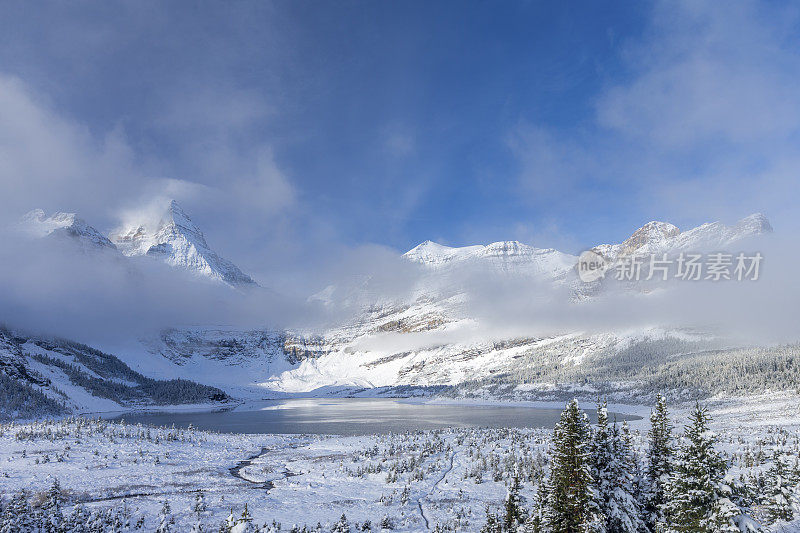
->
[108,398,640,435]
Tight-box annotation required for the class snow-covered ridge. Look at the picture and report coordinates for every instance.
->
[404,214,770,280]
[592,213,771,261]
[21,209,117,250]
[21,201,257,288]
[404,239,577,279]
[0,328,230,418]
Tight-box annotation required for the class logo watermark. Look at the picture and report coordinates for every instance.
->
[576,251,763,283]
[577,250,610,283]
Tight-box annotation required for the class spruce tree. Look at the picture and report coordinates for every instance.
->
[643,394,672,531]
[331,513,351,533]
[543,399,600,533]
[591,403,641,533]
[503,475,526,530]
[524,481,548,533]
[481,507,503,533]
[662,403,741,532]
[590,402,614,533]
[611,421,642,533]
[156,500,174,533]
[760,450,797,524]
[43,478,63,532]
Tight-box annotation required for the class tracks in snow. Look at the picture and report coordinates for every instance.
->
[417,450,456,530]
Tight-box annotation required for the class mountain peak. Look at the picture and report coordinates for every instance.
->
[593,213,772,261]
[110,199,256,288]
[404,238,576,279]
[21,209,117,250]
[617,221,680,256]
[163,200,196,230]
[735,213,772,234]
[404,240,480,266]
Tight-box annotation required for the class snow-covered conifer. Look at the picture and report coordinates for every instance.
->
[662,403,745,532]
[760,450,798,524]
[643,394,672,531]
[542,399,600,533]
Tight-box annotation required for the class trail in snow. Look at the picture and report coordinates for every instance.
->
[417,451,457,530]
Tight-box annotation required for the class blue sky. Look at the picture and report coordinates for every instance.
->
[2,1,800,283]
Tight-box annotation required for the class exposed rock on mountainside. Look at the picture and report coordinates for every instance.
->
[592,213,771,261]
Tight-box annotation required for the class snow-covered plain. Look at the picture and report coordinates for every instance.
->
[3,394,800,532]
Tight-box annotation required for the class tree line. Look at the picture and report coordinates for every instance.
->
[481,397,779,533]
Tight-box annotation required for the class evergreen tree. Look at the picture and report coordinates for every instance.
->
[6,490,33,533]
[192,490,209,532]
[331,513,351,533]
[590,402,614,533]
[543,399,600,533]
[503,475,526,530]
[591,403,641,533]
[230,504,255,533]
[523,481,548,533]
[156,500,174,533]
[43,478,63,532]
[611,422,642,533]
[643,394,672,531]
[481,506,503,533]
[760,450,797,524]
[662,403,741,532]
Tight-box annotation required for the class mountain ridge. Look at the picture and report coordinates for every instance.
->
[22,209,118,251]
[21,201,258,289]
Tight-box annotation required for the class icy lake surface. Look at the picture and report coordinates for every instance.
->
[107,398,640,435]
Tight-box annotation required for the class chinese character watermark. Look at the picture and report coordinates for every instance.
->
[576,251,763,283]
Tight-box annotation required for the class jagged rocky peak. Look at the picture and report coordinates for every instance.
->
[110,199,257,288]
[21,209,117,250]
[594,213,773,261]
[111,199,207,256]
[617,221,680,256]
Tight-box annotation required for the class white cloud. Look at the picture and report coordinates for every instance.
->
[597,0,800,149]
[512,0,800,233]
[0,75,139,226]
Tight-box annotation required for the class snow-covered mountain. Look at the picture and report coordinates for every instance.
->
[256,213,775,393]
[405,240,577,279]
[592,213,771,261]
[0,328,229,419]
[4,209,778,405]
[22,209,117,251]
[20,201,257,289]
[402,213,770,287]
[110,200,257,288]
